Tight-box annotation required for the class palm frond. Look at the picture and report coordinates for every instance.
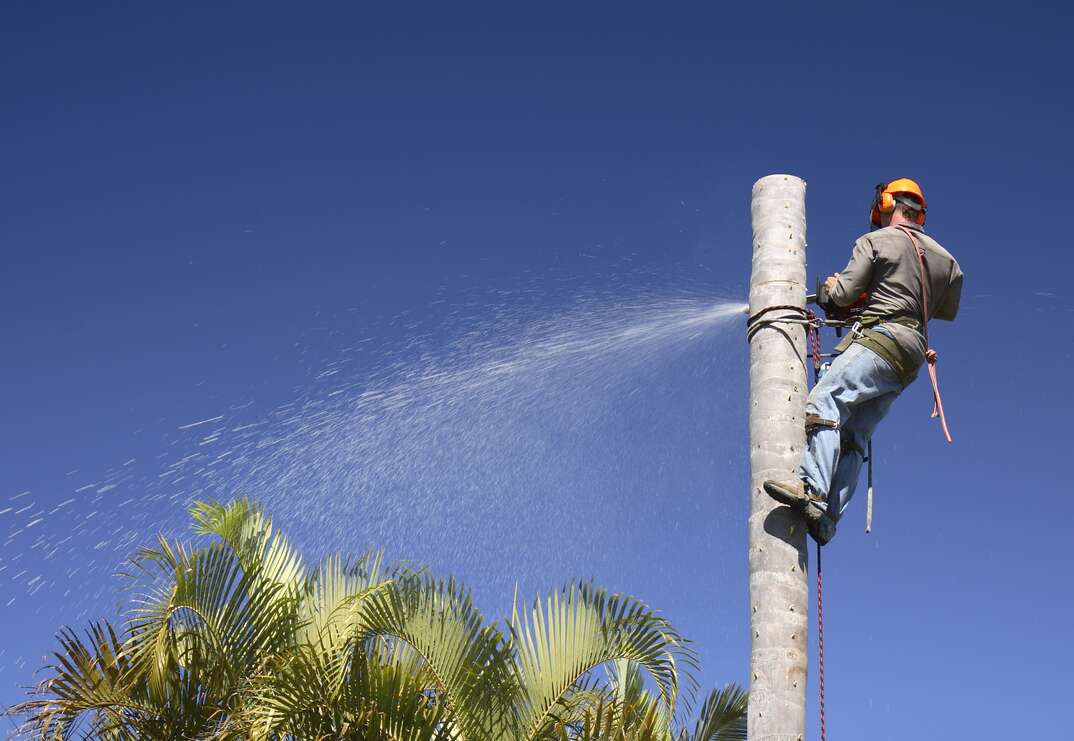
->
[686,684,747,741]
[294,552,390,652]
[359,572,518,740]
[7,622,219,740]
[190,498,305,596]
[509,582,698,741]
[115,499,306,733]
[237,640,453,741]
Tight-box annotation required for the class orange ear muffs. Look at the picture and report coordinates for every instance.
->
[870,182,893,226]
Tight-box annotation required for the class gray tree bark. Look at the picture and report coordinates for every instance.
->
[747,174,809,740]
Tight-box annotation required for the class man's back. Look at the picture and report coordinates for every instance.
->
[832,223,963,369]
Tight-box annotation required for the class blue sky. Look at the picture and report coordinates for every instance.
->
[3,2,1072,738]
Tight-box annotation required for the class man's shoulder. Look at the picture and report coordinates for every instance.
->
[862,225,957,263]
[914,230,959,268]
[854,225,911,254]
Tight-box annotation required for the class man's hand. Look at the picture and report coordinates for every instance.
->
[824,274,840,291]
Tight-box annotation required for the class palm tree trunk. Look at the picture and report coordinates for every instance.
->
[747,174,809,740]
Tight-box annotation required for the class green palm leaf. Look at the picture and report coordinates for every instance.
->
[684,685,747,741]
[237,639,453,740]
[7,622,219,739]
[509,582,698,741]
[359,572,518,740]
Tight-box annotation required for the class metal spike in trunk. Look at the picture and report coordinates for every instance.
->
[747,174,809,740]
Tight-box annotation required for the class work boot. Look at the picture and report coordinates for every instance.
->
[763,480,837,545]
[805,508,836,546]
[763,479,823,509]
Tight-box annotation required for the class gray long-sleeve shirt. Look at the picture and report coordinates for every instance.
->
[829,223,963,371]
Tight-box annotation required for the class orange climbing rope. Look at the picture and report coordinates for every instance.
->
[897,225,953,443]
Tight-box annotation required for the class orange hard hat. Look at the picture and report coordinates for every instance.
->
[870,177,926,227]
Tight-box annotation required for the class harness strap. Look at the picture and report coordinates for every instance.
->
[852,328,918,387]
[805,414,839,434]
[856,314,921,330]
[896,225,954,443]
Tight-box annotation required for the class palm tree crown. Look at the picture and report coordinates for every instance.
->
[7,498,745,740]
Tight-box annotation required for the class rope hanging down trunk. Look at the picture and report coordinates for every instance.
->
[817,541,827,741]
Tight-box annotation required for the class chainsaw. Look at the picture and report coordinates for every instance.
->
[806,278,868,334]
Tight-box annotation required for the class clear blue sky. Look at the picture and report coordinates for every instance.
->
[3,2,1072,738]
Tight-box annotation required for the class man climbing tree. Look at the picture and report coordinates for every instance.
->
[763,178,963,544]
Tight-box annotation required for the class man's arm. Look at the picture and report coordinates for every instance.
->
[828,237,875,307]
[933,262,963,321]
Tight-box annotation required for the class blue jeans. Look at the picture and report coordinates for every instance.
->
[800,340,904,521]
